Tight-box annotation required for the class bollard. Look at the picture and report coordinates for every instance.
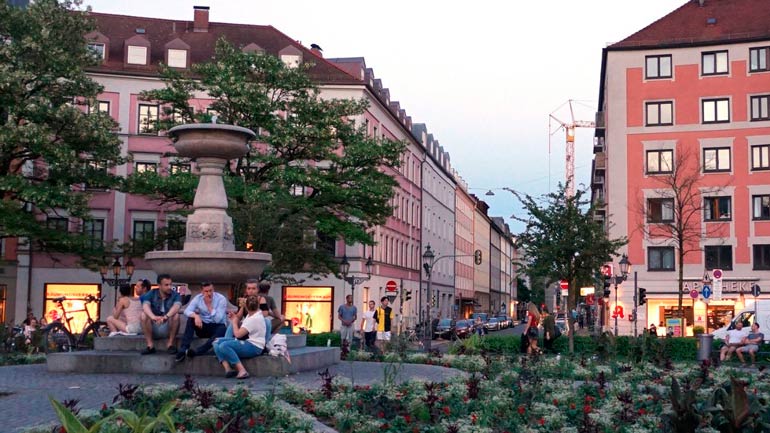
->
[697,333,714,361]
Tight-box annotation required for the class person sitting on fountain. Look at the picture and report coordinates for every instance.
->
[213,295,267,379]
[140,274,182,355]
[257,280,283,334]
[176,281,228,362]
[107,282,145,336]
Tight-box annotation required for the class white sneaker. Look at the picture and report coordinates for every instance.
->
[108,331,119,337]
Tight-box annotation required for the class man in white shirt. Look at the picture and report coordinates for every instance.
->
[360,300,377,351]
[720,320,750,361]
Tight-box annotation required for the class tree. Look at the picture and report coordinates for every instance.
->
[634,146,726,326]
[125,40,405,276]
[0,0,123,267]
[513,183,627,353]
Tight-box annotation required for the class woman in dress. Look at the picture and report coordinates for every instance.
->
[213,295,267,379]
[523,302,542,355]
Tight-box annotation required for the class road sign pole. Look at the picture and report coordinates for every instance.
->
[633,271,638,338]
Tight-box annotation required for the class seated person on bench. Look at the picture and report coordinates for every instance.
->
[736,323,764,366]
[175,281,228,362]
[720,320,750,361]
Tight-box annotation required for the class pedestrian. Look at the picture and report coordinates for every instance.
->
[736,323,764,366]
[139,274,181,355]
[256,280,283,334]
[374,297,394,352]
[360,300,377,351]
[523,302,541,355]
[338,294,357,347]
[176,281,228,362]
[542,307,557,353]
[107,283,143,336]
[212,295,267,379]
[648,323,658,338]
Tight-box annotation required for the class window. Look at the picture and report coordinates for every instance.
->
[169,163,191,174]
[750,95,770,121]
[646,101,674,126]
[704,196,731,221]
[87,42,105,60]
[648,247,675,271]
[83,219,104,249]
[647,198,674,223]
[138,104,159,134]
[705,245,732,270]
[89,100,110,115]
[133,220,155,244]
[749,47,769,72]
[126,45,147,65]
[135,162,157,173]
[703,147,731,172]
[646,149,673,174]
[645,55,672,79]
[751,145,770,170]
[702,50,728,75]
[167,49,187,68]
[166,220,185,251]
[280,54,301,68]
[83,160,107,190]
[702,98,730,123]
[753,195,770,220]
[47,217,69,232]
[753,244,770,270]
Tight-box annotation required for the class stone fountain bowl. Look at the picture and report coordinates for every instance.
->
[169,124,255,160]
[144,250,272,285]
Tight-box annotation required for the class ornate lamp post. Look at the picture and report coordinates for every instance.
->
[422,244,436,352]
[339,254,373,301]
[614,254,630,336]
[99,257,135,306]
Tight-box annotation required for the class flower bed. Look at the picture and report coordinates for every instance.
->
[0,353,46,366]
[282,355,770,433]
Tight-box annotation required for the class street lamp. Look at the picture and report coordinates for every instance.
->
[614,254,630,336]
[422,244,436,352]
[99,256,135,306]
[339,254,373,301]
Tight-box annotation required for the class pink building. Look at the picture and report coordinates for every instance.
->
[593,0,770,335]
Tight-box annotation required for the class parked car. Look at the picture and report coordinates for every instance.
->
[454,320,475,339]
[484,317,501,331]
[495,315,512,329]
[434,318,455,340]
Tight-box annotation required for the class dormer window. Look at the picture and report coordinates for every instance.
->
[278,46,303,69]
[127,46,148,65]
[88,43,105,60]
[85,31,110,63]
[167,49,187,68]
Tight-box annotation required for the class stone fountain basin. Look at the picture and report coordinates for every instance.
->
[144,250,272,284]
[169,124,254,160]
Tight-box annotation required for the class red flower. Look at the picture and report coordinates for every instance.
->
[59,428,67,433]
[583,405,592,414]
[403,414,411,424]
[248,417,256,427]
[443,406,451,416]
[378,411,385,419]
[463,396,469,403]
[570,403,576,410]
[471,413,478,424]
[517,405,526,415]
[552,399,559,406]
[357,399,363,406]
[101,403,107,411]
[639,408,647,416]
[345,402,351,409]
[538,417,545,426]
[216,419,223,430]
[584,395,595,403]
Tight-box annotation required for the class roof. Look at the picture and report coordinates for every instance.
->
[86,11,362,85]
[610,0,770,50]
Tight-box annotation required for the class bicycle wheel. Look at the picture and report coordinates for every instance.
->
[42,323,74,353]
[77,321,109,350]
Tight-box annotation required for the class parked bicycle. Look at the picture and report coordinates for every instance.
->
[41,295,108,353]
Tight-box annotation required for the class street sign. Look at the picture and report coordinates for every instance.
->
[752,283,761,297]
[385,280,397,292]
[586,294,595,305]
[689,289,698,299]
[713,279,722,300]
[560,288,568,298]
[702,285,712,299]
[712,269,723,280]
[559,279,569,289]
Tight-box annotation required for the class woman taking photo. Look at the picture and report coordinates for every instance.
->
[523,302,542,355]
[213,295,267,379]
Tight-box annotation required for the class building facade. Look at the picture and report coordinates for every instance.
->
[473,199,492,313]
[592,0,770,336]
[454,174,476,319]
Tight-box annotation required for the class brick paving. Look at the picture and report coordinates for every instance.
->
[0,361,465,432]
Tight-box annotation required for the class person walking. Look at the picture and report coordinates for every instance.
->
[338,294,357,347]
[523,302,541,355]
[360,300,377,351]
[542,307,557,353]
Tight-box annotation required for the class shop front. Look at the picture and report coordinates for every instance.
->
[44,283,101,332]
[282,286,334,334]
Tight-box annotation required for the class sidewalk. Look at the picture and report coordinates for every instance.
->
[0,361,465,432]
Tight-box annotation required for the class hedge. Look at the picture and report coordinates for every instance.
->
[305,332,341,347]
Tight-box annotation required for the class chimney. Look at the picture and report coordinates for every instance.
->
[193,6,209,32]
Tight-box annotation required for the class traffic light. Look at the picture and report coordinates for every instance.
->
[474,250,482,265]
[404,290,412,302]
[603,276,611,298]
[638,287,647,305]
[431,295,436,307]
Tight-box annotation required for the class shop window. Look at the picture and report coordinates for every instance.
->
[646,54,672,79]
[749,47,769,72]
[703,147,731,172]
[750,95,770,121]
[647,198,674,223]
[705,245,732,270]
[753,244,770,270]
[702,50,728,75]
[753,195,770,220]
[648,246,675,271]
[44,283,101,333]
[645,101,673,126]
[646,149,673,174]
[704,196,731,221]
[282,286,333,333]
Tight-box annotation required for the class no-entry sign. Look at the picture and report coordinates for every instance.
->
[385,280,398,292]
[559,279,569,289]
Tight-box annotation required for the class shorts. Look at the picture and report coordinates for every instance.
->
[527,327,539,339]
[151,322,170,339]
[737,344,759,353]
[126,323,142,334]
[377,331,391,341]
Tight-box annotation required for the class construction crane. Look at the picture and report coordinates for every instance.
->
[549,100,596,197]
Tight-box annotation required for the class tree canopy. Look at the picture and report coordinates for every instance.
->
[0,0,123,267]
[513,184,626,351]
[127,40,405,276]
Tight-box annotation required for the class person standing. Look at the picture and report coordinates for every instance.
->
[523,302,541,355]
[257,280,283,334]
[648,323,658,338]
[140,274,181,355]
[375,297,394,351]
[542,307,557,353]
[360,300,377,351]
[176,282,228,362]
[338,294,357,346]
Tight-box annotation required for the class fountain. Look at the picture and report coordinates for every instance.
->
[144,123,272,284]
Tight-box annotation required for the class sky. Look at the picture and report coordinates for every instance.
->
[83,0,682,232]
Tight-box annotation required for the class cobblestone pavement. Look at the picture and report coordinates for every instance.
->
[0,361,465,432]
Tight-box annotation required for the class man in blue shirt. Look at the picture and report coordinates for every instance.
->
[176,281,228,362]
[140,274,182,355]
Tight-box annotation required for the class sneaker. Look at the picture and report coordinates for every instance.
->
[186,348,196,358]
[175,351,186,362]
[140,346,156,355]
[108,331,119,337]
[167,346,178,355]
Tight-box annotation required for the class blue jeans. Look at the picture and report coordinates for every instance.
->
[213,337,262,366]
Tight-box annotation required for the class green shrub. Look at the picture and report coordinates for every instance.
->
[306,332,341,347]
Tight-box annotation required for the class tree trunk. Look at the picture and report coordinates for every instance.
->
[568,277,576,354]
[677,242,685,336]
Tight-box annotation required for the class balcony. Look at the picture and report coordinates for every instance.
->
[594,152,606,170]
